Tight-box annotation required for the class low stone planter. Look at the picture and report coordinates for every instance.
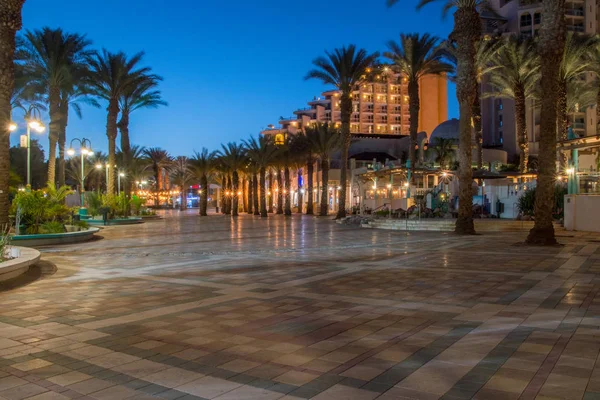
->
[11,227,100,247]
[0,246,41,282]
[87,217,143,226]
[139,215,161,220]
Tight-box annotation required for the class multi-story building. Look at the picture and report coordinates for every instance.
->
[482,0,598,169]
[262,71,447,145]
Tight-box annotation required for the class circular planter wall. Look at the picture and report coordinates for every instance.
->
[0,247,41,282]
[87,217,143,226]
[11,227,100,247]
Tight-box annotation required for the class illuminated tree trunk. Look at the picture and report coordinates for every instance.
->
[337,94,352,218]
[260,167,267,217]
[268,170,274,213]
[276,170,283,214]
[320,157,329,216]
[284,166,291,216]
[306,160,314,215]
[527,0,565,245]
[252,173,259,216]
[515,88,529,173]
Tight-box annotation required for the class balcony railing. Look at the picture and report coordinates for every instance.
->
[566,8,584,16]
[567,24,585,32]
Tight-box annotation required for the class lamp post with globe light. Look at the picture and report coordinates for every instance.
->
[10,106,46,187]
[67,138,93,208]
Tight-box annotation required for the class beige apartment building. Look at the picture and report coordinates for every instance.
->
[483,0,599,169]
[262,71,447,145]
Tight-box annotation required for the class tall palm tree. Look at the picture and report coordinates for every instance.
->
[384,33,453,168]
[306,123,342,216]
[306,45,379,219]
[0,0,26,225]
[389,0,483,235]
[440,38,500,169]
[218,142,246,217]
[244,135,277,218]
[143,147,172,206]
[192,148,215,216]
[170,156,192,211]
[526,0,566,246]
[118,74,166,193]
[19,28,93,187]
[486,36,540,173]
[557,33,596,142]
[428,137,456,169]
[288,132,315,214]
[86,50,151,194]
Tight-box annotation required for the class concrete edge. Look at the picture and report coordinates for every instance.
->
[0,246,41,282]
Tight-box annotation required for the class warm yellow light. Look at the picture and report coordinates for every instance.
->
[95,164,102,169]
[567,168,575,175]
[442,172,448,177]
[387,184,392,188]
[67,148,75,156]
[28,121,40,130]
[404,182,409,187]
[8,122,17,132]
[35,124,45,133]
[119,173,125,177]
[372,185,376,189]
[142,181,147,185]
[237,191,242,196]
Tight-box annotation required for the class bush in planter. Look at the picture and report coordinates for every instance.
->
[11,185,73,234]
[0,226,10,262]
[86,191,103,217]
[130,195,146,216]
[517,185,567,219]
[99,193,131,219]
[40,221,65,234]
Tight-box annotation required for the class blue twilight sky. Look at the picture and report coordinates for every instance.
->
[12,0,456,157]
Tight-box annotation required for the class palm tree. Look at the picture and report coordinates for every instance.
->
[306,45,379,219]
[170,156,192,211]
[143,147,172,206]
[1,0,26,225]
[384,33,453,169]
[440,38,500,169]
[19,28,93,187]
[428,137,456,169]
[486,36,540,173]
[557,33,596,141]
[191,148,215,216]
[118,74,166,194]
[218,143,246,217]
[306,123,342,216]
[244,135,277,218]
[86,50,151,194]
[389,0,482,235]
[288,132,315,214]
[526,0,566,246]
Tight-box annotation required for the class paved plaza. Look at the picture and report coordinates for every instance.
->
[0,212,600,400]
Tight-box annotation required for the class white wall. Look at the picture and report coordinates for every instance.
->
[564,194,600,232]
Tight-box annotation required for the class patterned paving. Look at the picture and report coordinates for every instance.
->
[0,210,600,399]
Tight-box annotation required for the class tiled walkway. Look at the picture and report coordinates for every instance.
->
[1,211,600,400]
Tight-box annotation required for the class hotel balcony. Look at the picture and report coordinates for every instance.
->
[565,8,584,17]
[293,107,317,116]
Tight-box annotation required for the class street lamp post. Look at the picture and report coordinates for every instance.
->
[118,172,125,195]
[67,138,93,208]
[9,105,45,187]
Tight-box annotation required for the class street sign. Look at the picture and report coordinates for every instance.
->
[20,135,27,148]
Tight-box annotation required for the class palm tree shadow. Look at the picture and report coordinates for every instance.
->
[0,260,57,292]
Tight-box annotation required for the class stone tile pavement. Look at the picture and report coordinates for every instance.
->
[1,210,600,399]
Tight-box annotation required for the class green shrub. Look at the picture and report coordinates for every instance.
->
[0,225,10,262]
[86,191,103,217]
[75,220,89,230]
[40,221,65,234]
[130,195,146,216]
[517,185,567,218]
[11,185,73,234]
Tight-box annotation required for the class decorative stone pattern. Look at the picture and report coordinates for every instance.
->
[0,211,598,400]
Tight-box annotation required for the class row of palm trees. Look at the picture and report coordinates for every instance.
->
[142,123,344,218]
[12,27,165,198]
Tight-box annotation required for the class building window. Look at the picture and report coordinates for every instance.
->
[395,116,401,123]
[520,13,532,27]
[534,13,541,25]
[381,115,388,123]
[367,104,374,112]
[498,99,503,110]
[353,94,359,101]
[499,131,503,144]
[353,104,359,112]
[498,115,503,127]
[367,115,374,122]
[381,105,388,113]
[275,134,285,146]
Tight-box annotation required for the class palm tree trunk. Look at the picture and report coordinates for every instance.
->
[241,177,247,213]
[408,78,419,169]
[232,170,239,216]
[556,80,568,168]
[0,0,23,225]
[220,175,226,214]
[225,174,232,214]
[260,167,267,217]
[297,169,303,214]
[252,173,259,215]
[527,0,565,245]
[118,110,132,197]
[106,98,119,195]
[47,86,61,187]
[453,6,481,235]
[320,158,329,216]
[515,89,529,173]
[306,160,314,215]
[284,166,291,216]
[200,175,208,216]
[337,94,352,218]
[276,170,283,214]
[57,101,68,187]
[473,88,483,169]
[247,176,253,214]
[268,170,274,213]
